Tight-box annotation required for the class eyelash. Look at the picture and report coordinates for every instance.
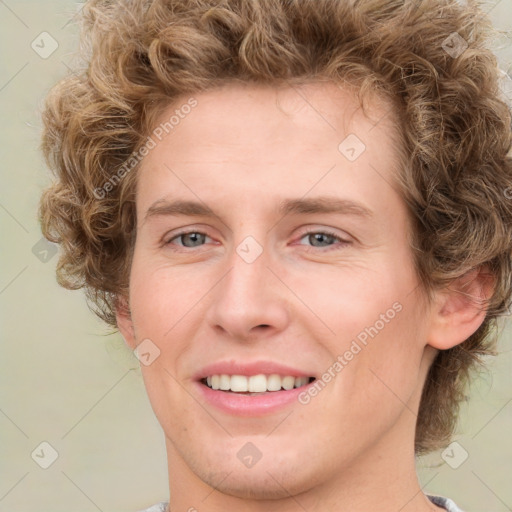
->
[163,228,351,252]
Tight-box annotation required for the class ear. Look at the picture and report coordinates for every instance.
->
[427,265,495,350]
[115,295,137,350]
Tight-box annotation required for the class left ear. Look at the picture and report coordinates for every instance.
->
[427,265,495,350]
[115,294,137,350]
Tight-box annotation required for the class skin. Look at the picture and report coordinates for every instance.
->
[117,82,491,512]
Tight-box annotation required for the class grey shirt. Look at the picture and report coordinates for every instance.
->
[137,495,465,511]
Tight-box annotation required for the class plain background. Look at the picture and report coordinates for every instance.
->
[0,1,511,511]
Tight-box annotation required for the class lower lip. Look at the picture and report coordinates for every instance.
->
[195,380,315,416]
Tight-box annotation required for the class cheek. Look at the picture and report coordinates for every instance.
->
[128,257,211,339]
[298,263,410,341]
[341,297,427,422]
[304,260,426,403]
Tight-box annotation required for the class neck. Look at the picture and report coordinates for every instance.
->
[164,411,442,512]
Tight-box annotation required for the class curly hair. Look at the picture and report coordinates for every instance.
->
[38,0,512,454]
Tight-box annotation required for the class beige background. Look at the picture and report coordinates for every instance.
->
[0,1,511,511]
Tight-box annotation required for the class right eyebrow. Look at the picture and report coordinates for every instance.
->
[144,199,214,223]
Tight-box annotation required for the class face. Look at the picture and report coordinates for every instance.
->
[120,82,436,500]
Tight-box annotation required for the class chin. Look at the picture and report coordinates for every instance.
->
[199,463,315,501]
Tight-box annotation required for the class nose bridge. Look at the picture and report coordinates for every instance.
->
[206,237,289,338]
[228,243,270,304]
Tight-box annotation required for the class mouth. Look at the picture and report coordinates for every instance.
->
[200,374,316,395]
[195,361,319,415]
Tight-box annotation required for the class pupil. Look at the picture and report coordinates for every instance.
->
[311,233,332,247]
[184,233,203,247]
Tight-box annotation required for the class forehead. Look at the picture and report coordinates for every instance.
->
[148,80,396,150]
[135,82,403,217]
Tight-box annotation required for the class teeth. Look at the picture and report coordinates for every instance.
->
[219,374,231,390]
[248,374,267,392]
[203,374,312,393]
[282,376,295,390]
[230,375,248,392]
[267,374,282,391]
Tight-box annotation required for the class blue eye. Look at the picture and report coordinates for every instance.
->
[163,229,351,252]
[166,231,212,248]
[297,230,351,250]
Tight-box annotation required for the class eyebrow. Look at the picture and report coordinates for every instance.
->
[143,196,373,223]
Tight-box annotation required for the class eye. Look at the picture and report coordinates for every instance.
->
[297,229,351,250]
[165,230,213,248]
[163,228,351,252]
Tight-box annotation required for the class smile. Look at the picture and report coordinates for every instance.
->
[202,374,314,394]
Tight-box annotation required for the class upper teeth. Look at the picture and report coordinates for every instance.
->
[205,374,311,392]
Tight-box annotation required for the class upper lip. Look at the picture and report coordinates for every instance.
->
[194,360,316,381]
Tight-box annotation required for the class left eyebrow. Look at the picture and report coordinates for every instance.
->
[142,196,374,224]
[278,197,373,219]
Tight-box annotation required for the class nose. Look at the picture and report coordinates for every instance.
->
[205,241,291,341]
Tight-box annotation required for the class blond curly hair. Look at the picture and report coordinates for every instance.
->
[38,0,512,454]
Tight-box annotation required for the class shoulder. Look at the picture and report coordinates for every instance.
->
[141,497,465,512]
[136,502,168,512]
[428,494,465,512]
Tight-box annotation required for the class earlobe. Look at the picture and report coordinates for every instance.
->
[427,265,495,350]
[115,295,137,350]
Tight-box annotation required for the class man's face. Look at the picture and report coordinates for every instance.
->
[122,82,435,499]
